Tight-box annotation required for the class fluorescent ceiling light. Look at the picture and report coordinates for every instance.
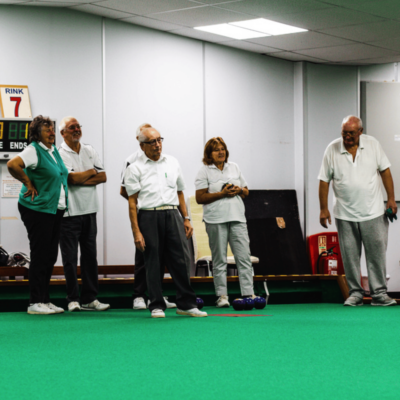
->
[231,18,307,36]
[194,24,269,40]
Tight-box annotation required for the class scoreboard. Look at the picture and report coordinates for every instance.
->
[0,119,56,160]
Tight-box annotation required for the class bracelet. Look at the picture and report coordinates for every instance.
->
[184,216,191,221]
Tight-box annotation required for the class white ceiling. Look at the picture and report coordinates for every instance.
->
[3,0,400,64]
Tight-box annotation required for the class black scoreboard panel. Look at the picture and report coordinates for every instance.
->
[0,119,56,159]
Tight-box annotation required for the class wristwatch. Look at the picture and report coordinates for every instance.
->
[184,216,191,221]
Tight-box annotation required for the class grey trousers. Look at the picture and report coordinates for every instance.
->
[336,214,389,299]
[205,221,254,297]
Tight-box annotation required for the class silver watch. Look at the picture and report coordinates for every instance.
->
[184,216,191,220]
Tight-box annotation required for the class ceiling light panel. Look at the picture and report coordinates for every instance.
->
[231,18,307,36]
[195,24,269,40]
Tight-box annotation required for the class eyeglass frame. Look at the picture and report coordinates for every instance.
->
[65,125,83,131]
[142,137,164,146]
[341,128,362,137]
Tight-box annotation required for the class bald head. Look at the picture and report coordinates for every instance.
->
[342,115,362,130]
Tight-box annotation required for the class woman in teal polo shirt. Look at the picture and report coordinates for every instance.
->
[7,115,69,315]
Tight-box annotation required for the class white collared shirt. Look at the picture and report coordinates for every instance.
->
[124,153,186,209]
[195,161,248,224]
[58,141,104,217]
[120,148,144,187]
[18,142,66,210]
[318,134,391,222]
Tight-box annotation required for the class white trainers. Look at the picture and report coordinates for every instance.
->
[216,295,230,308]
[133,297,147,310]
[176,308,208,317]
[27,303,55,315]
[81,299,110,311]
[45,303,64,314]
[68,301,81,312]
[164,297,177,309]
[151,309,165,318]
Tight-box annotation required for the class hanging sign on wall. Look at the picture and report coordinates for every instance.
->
[0,85,32,118]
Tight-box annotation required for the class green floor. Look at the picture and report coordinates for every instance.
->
[1,304,400,400]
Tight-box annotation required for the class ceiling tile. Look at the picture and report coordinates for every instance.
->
[189,0,246,4]
[368,37,400,52]
[313,0,377,6]
[318,20,400,43]
[70,4,136,18]
[216,0,332,18]
[270,7,384,30]
[94,0,199,16]
[247,31,354,51]
[295,43,398,62]
[0,0,31,3]
[170,27,233,42]
[269,51,329,62]
[222,40,282,53]
[148,6,250,27]
[336,0,400,19]
[21,1,81,5]
[121,16,186,31]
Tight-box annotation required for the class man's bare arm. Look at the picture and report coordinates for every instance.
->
[83,172,107,186]
[120,186,129,200]
[177,191,193,239]
[380,168,397,214]
[319,180,331,228]
[68,169,97,185]
[128,193,145,252]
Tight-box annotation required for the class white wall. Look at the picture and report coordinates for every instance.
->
[0,6,104,264]
[204,44,295,190]
[104,20,204,265]
[359,63,400,291]
[305,63,358,237]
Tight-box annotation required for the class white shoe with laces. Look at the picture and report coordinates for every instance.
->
[151,309,165,318]
[216,295,230,308]
[27,303,55,315]
[81,300,110,311]
[45,303,64,314]
[68,301,81,312]
[133,297,147,310]
[176,308,208,317]
[164,297,177,309]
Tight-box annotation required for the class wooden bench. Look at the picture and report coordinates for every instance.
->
[0,266,349,299]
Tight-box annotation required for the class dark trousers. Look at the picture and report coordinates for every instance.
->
[18,203,65,304]
[138,209,197,312]
[133,246,165,299]
[60,213,98,304]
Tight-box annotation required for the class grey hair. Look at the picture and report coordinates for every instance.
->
[59,116,75,133]
[136,123,151,138]
[342,115,363,129]
[138,130,147,143]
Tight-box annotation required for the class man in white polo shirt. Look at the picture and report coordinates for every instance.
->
[120,123,176,311]
[124,127,207,318]
[58,116,110,312]
[318,115,397,306]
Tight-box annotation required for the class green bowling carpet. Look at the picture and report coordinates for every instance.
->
[1,303,400,400]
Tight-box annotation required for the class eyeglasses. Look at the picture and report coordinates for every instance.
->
[341,129,361,137]
[143,137,164,146]
[66,125,82,131]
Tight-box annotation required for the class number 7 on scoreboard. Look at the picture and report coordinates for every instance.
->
[0,85,32,118]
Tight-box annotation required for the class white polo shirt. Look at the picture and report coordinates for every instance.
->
[195,161,248,224]
[124,153,185,210]
[58,142,104,217]
[318,134,391,222]
[120,148,143,187]
[18,142,66,210]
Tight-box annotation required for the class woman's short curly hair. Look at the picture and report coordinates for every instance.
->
[28,115,53,144]
[202,137,229,165]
